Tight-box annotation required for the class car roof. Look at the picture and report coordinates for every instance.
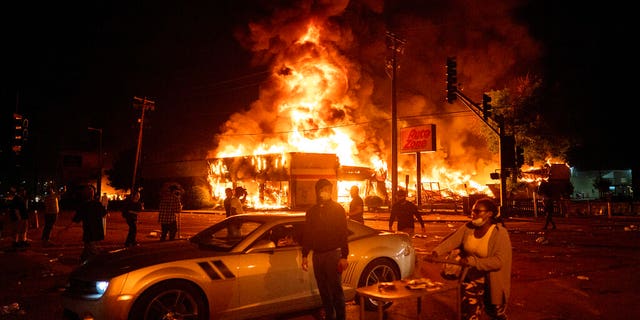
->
[233,211,306,219]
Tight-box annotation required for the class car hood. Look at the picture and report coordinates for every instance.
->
[70,240,226,279]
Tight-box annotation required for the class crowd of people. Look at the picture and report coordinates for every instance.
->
[1,180,514,319]
[0,183,180,262]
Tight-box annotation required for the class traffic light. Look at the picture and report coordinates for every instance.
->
[515,146,525,168]
[482,93,492,120]
[12,113,28,154]
[446,57,457,103]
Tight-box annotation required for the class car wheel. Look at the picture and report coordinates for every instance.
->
[357,258,400,311]
[129,280,209,320]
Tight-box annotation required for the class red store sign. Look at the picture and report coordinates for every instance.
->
[399,124,436,153]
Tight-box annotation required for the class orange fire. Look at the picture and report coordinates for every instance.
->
[208,19,495,209]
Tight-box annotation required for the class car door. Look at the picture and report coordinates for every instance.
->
[232,222,317,317]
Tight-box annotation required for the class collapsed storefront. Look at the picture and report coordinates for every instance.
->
[207,152,388,210]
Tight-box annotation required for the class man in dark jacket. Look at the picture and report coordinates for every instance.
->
[70,186,107,264]
[301,179,349,320]
[389,189,426,236]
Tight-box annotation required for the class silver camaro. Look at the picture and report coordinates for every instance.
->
[62,212,416,320]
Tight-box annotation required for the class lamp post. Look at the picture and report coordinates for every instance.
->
[88,127,103,197]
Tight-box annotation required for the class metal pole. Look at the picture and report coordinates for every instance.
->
[391,45,398,209]
[386,32,405,210]
[416,151,422,208]
[132,96,155,192]
[132,106,145,192]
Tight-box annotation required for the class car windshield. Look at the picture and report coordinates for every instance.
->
[190,216,264,251]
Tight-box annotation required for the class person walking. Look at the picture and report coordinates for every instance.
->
[122,191,143,247]
[389,189,425,236]
[301,179,350,320]
[431,197,512,320]
[348,185,364,223]
[69,186,108,264]
[158,184,182,241]
[538,180,557,230]
[41,186,60,247]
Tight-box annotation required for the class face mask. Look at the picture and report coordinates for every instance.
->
[319,191,331,201]
[471,217,487,227]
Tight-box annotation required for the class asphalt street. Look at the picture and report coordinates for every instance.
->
[1,210,639,319]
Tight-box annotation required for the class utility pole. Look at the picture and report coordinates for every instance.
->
[386,31,406,210]
[132,96,155,192]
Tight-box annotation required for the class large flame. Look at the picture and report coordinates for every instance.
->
[206,6,513,208]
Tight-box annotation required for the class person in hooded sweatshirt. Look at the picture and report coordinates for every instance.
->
[301,179,350,320]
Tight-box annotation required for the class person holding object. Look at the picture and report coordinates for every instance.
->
[431,197,512,320]
[348,185,364,223]
[301,179,349,320]
[389,189,425,236]
[122,191,143,247]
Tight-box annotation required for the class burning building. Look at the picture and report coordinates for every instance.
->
[207,153,389,210]
[200,1,536,210]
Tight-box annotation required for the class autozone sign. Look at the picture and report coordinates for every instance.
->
[399,124,436,153]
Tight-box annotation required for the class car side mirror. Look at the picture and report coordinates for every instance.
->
[246,239,276,253]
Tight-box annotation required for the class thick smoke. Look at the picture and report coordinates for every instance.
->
[209,0,541,189]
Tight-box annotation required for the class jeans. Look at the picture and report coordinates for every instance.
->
[160,222,177,241]
[312,249,346,320]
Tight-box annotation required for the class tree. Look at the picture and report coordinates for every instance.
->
[105,147,136,192]
[487,75,572,168]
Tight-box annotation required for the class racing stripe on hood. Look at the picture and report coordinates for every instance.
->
[197,260,237,280]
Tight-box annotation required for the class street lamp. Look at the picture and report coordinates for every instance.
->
[88,127,103,197]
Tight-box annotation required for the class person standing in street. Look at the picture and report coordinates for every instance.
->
[430,197,512,320]
[158,184,182,241]
[348,185,364,223]
[223,186,244,217]
[10,186,30,248]
[122,191,143,247]
[389,189,425,236]
[69,185,107,264]
[538,180,557,230]
[100,192,109,236]
[100,192,109,210]
[41,186,60,247]
[223,188,234,217]
[301,179,349,320]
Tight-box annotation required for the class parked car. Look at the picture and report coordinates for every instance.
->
[62,212,416,320]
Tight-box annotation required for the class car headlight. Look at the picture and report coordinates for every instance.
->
[96,281,109,296]
[65,279,110,300]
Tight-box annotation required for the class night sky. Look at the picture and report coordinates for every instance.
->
[1,0,632,183]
